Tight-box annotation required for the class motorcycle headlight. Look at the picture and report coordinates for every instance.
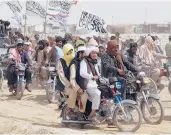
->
[143,77,151,84]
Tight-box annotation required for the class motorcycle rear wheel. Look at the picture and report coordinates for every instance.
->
[113,103,142,132]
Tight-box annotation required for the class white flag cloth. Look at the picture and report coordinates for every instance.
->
[77,10,107,34]
[6,0,25,25]
[46,0,78,27]
[26,0,46,18]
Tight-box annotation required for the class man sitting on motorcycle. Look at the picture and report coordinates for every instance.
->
[97,45,105,74]
[137,36,171,90]
[69,46,88,114]
[57,43,76,117]
[123,42,140,69]
[48,36,64,64]
[101,40,139,97]
[80,46,101,122]
[21,42,33,92]
[7,40,23,92]
[31,40,48,84]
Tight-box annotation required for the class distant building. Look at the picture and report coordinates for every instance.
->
[135,23,171,34]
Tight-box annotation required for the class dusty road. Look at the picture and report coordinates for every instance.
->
[0,80,171,134]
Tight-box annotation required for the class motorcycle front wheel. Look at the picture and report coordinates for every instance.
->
[168,81,171,95]
[113,103,142,132]
[16,79,25,100]
[45,83,55,103]
[141,97,164,124]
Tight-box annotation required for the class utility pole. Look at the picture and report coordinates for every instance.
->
[44,0,48,38]
[24,1,27,37]
[112,16,114,25]
[112,16,114,33]
[145,7,147,24]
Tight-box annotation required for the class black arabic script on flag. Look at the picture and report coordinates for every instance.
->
[79,11,107,34]
[26,0,46,18]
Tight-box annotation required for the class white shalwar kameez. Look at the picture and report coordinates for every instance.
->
[80,59,101,110]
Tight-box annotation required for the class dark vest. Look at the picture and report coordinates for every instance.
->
[69,58,91,90]
[56,58,70,91]
[70,59,80,85]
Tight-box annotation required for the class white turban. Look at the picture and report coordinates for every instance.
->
[78,46,86,52]
[86,46,99,56]
[87,37,98,47]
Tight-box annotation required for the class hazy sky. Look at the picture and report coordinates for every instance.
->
[0,0,171,25]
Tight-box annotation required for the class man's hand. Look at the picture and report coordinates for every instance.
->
[118,69,125,76]
[78,88,84,94]
[69,85,73,89]
[167,56,171,59]
[92,76,98,80]
[56,71,59,76]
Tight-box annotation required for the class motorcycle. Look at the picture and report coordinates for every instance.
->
[44,63,57,103]
[31,61,39,88]
[31,62,49,89]
[125,71,164,124]
[0,63,3,91]
[10,63,26,100]
[163,60,171,94]
[60,77,142,132]
[0,53,9,78]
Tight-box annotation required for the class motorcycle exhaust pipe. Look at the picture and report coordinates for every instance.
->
[61,120,91,124]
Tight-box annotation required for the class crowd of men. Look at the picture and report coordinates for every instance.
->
[2,30,171,123]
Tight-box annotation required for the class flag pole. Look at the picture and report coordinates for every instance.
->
[44,0,48,39]
[24,0,27,37]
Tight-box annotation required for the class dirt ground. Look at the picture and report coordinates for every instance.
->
[0,79,171,134]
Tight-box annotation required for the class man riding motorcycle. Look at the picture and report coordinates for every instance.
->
[80,46,101,122]
[48,36,64,64]
[31,40,48,84]
[21,42,33,92]
[7,40,23,92]
[69,46,88,114]
[97,45,105,74]
[123,42,138,65]
[7,40,31,92]
[136,36,171,90]
[56,43,76,117]
[101,40,139,98]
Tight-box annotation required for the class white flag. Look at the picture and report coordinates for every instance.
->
[6,0,22,13]
[26,0,46,18]
[6,1,25,25]
[77,10,107,34]
[47,0,78,26]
